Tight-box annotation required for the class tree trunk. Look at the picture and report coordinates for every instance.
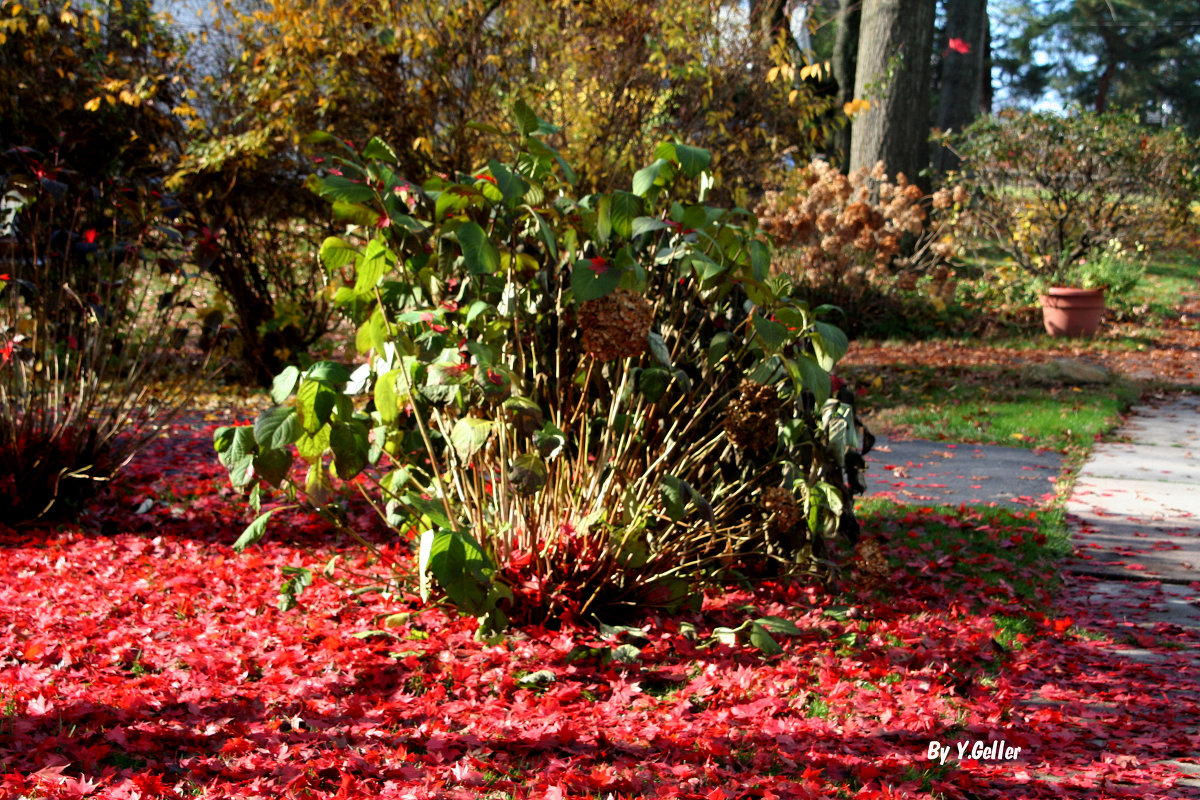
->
[933,0,988,173]
[750,0,804,64]
[832,0,861,172]
[849,0,936,189]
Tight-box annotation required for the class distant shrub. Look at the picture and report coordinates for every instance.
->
[945,110,1199,291]
[216,107,872,631]
[757,159,959,333]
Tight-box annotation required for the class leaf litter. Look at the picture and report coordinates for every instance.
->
[0,422,1197,798]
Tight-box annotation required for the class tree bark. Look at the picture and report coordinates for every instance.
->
[849,0,936,188]
[832,0,861,172]
[750,0,805,65]
[933,0,988,173]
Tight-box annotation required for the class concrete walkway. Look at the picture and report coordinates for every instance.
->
[1066,393,1200,622]
[1062,393,1200,792]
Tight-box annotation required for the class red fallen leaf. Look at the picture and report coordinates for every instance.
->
[219,736,258,756]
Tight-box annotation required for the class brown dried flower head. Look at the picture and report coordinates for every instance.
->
[578,287,655,361]
[760,486,801,536]
[723,379,778,451]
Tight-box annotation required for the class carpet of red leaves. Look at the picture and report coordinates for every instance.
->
[1,424,1198,799]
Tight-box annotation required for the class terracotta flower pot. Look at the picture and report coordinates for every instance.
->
[1039,287,1105,337]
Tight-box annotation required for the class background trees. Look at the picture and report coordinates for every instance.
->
[993,0,1200,134]
[847,0,938,185]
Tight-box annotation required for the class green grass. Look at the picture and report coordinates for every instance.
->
[855,499,1072,601]
[846,363,1140,453]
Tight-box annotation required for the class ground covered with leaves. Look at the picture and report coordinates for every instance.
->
[2,424,1198,799]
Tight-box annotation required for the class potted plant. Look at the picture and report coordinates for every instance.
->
[943,110,1196,338]
[1032,240,1145,337]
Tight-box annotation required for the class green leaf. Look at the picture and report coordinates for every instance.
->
[691,252,725,282]
[638,366,671,403]
[305,461,334,505]
[707,331,733,368]
[434,186,477,220]
[270,366,301,404]
[513,99,540,136]
[330,421,368,479]
[752,313,790,352]
[488,159,528,207]
[755,615,803,636]
[375,369,403,424]
[457,221,500,275]
[712,626,740,646]
[526,207,558,263]
[278,565,313,612]
[654,142,711,178]
[812,321,849,370]
[450,417,493,461]
[355,238,392,293]
[297,380,336,433]
[368,308,389,354]
[330,201,378,226]
[609,190,640,239]
[534,421,566,460]
[595,194,612,246]
[362,136,398,164]
[632,159,672,198]
[253,407,298,450]
[317,175,375,204]
[213,426,235,458]
[612,644,642,665]
[660,474,687,522]
[789,354,832,405]
[427,529,493,614]
[295,426,331,461]
[227,427,258,489]
[318,236,358,274]
[631,216,670,238]
[253,448,292,488]
[747,622,783,655]
[418,529,435,602]
[571,258,622,302]
[306,361,352,386]
[750,239,772,281]
[233,508,278,552]
[647,331,671,367]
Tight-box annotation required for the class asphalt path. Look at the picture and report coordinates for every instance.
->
[863,435,1063,508]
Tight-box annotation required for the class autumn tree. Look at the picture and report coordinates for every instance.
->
[0,0,189,178]
[848,0,937,186]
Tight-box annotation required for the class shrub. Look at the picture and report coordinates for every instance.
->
[945,110,1199,291]
[216,107,869,631]
[756,158,959,333]
[0,148,208,522]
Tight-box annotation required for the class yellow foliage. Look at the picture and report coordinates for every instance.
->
[843,98,871,117]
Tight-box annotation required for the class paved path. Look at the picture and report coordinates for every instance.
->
[865,435,1063,507]
[1067,394,1200,587]
[864,394,1200,792]
[1062,393,1200,792]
